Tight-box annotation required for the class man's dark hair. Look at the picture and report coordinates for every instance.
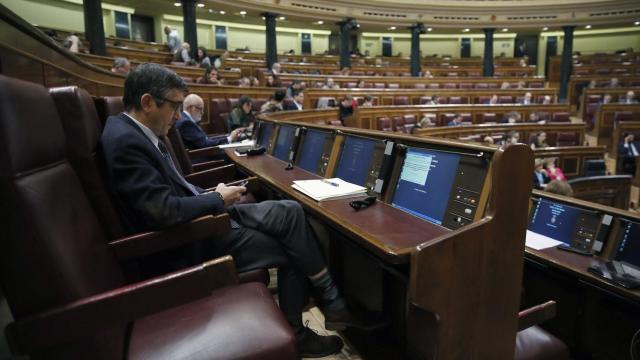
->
[123,63,187,111]
[274,89,286,102]
[292,89,304,98]
[364,95,373,102]
[238,95,253,107]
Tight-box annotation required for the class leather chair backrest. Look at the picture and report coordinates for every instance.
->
[428,83,440,89]
[0,76,126,358]
[477,96,490,104]
[377,117,392,131]
[530,82,544,88]
[252,99,267,112]
[614,111,633,122]
[210,98,230,133]
[444,83,456,89]
[167,125,194,174]
[587,95,602,103]
[51,87,126,240]
[499,96,513,104]
[94,96,124,128]
[394,96,409,106]
[551,112,570,122]
[392,116,405,131]
[414,83,426,89]
[403,114,417,125]
[475,83,489,89]
[345,82,357,88]
[374,83,385,89]
[459,83,473,89]
[556,132,578,146]
[449,96,462,104]
[482,113,497,123]
[388,83,400,89]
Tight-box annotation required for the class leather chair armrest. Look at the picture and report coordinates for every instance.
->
[188,146,225,160]
[518,300,556,332]
[108,214,231,261]
[185,164,237,189]
[6,256,238,355]
[192,159,225,173]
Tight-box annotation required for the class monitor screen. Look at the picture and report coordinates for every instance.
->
[334,136,378,186]
[391,147,460,225]
[296,129,332,174]
[272,125,296,161]
[528,199,589,244]
[614,219,640,268]
[257,122,274,148]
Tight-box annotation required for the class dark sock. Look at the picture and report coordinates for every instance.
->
[310,271,344,311]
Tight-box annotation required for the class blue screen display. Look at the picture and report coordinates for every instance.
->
[528,199,583,244]
[334,136,376,186]
[297,129,331,173]
[257,122,274,148]
[273,125,296,161]
[616,219,640,268]
[391,148,460,225]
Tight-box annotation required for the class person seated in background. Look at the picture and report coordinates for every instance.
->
[519,92,533,105]
[340,67,351,76]
[164,26,181,54]
[356,79,366,88]
[323,77,336,89]
[501,131,520,148]
[541,95,553,105]
[422,70,434,78]
[447,113,464,127]
[485,94,499,105]
[533,158,551,188]
[501,111,521,123]
[111,57,131,75]
[530,131,549,149]
[545,180,574,197]
[63,33,82,53]
[545,158,566,181]
[361,95,374,107]
[195,47,211,68]
[500,81,510,90]
[176,94,245,149]
[285,90,304,111]
[600,93,613,105]
[261,89,287,113]
[519,58,528,67]
[618,132,640,175]
[197,67,224,85]
[237,77,251,87]
[528,112,546,124]
[228,95,255,131]
[587,79,597,89]
[516,81,526,89]
[271,62,282,75]
[248,76,260,87]
[483,136,495,145]
[286,79,303,99]
[338,95,356,125]
[606,77,621,88]
[265,74,280,87]
[620,90,638,104]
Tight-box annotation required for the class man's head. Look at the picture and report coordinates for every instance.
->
[603,94,612,103]
[273,89,286,103]
[111,57,130,75]
[272,62,281,73]
[341,94,353,107]
[123,63,187,136]
[543,95,552,104]
[293,90,304,105]
[453,113,463,123]
[183,94,205,122]
[291,79,302,90]
[627,90,635,101]
[164,26,172,35]
[529,112,540,122]
[624,133,635,142]
[238,95,253,114]
[181,42,190,51]
[611,78,619,86]
[524,92,532,101]
[364,95,373,104]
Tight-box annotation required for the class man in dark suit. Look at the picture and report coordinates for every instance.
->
[618,133,640,174]
[518,92,533,105]
[284,90,304,111]
[100,64,354,357]
[175,93,244,149]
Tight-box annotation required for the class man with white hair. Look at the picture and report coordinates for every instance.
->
[176,94,244,149]
[111,57,130,75]
[271,62,282,75]
[621,90,638,104]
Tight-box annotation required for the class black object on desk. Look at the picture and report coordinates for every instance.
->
[588,262,640,289]
[557,244,593,256]
[349,196,377,211]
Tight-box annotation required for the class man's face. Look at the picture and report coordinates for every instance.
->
[294,93,304,103]
[148,89,184,136]
[187,100,204,123]
[242,102,252,114]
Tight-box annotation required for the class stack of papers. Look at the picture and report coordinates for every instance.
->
[525,230,564,250]
[219,139,255,149]
[292,178,367,201]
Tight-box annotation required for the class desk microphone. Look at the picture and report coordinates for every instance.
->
[285,162,294,170]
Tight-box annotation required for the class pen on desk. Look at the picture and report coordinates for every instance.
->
[321,179,339,187]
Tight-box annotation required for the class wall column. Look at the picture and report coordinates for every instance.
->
[410,23,424,77]
[338,19,356,68]
[483,28,494,76]
[559,26,575,102]
[182,0,198,58]
[83,0,106,56]
[263,12,278,70]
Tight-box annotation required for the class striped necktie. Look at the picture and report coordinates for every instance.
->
[157,140,199,196]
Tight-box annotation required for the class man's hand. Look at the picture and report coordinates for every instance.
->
[215,183,246,206]
[229,128,246,142]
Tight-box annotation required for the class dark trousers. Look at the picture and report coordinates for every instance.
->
[211,200,327,330]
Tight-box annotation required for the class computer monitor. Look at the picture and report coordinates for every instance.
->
[528,198,600,250]
[272,125,297,161]
[613,218,640,271]
[334,135,385,187]
[295,129,334,175]
[391,147,460,226]
[256,121,275,149]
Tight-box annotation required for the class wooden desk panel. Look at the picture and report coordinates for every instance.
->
[591,104,640,155]
[226,150,450,263]
[568,76,640,107]
[533,146,606,178]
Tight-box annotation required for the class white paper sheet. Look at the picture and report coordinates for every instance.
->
[525,230,564,250]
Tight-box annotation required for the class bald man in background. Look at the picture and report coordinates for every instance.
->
[176,94,244,149]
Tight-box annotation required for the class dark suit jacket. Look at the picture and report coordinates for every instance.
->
[284,101,302,111]
[100,113,225,233]
[618,141,640,158]
[532,171,550,188]
[175,111,228,149]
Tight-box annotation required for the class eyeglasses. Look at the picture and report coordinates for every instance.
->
[155,97,183,113]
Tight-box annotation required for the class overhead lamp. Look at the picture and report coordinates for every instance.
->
[208,9,213,13]
[542,26,549,31]
[219,10,225,14]
[501,28,508,32]
[197,3,204,7]
[462,28,470,32]
[389,26,396,30]
[173,2,181,6]
[317,20,324,25]
[261,16,266,20]
[427,27,433,32]
[634,21,640,25]
[239,10,247,15]
[279,16,286,20]
[585,25,591,29]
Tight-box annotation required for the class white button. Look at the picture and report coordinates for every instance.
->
[465,208,472,214]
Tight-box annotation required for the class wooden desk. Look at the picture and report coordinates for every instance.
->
[548,53,640,83]
[591,103,640,155]
[568,76,640,107]
[579,88,640,127]
[533,146,606,178]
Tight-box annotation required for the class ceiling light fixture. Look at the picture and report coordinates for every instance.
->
[585,25,591,29]
[208,9,213,13]
[173,2,181,6]
[219,10,225,14]
[197,3,204,7]
[317,20,324,25]
[501,28,508,32]
[542,26,549,31]
[389,26,396,30]
[279,16,286,20]
[261,16,266,20]
[463,28,470,32]
[239,10,247,15]
[427,27,433,32]
[635,21,640,26]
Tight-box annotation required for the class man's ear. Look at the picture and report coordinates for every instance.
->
[140,93,155,112]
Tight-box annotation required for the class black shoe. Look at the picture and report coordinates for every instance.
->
[296,326,343,358]
[324,306,375,331]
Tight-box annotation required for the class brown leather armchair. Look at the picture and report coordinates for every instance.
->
[0,75,296,359]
